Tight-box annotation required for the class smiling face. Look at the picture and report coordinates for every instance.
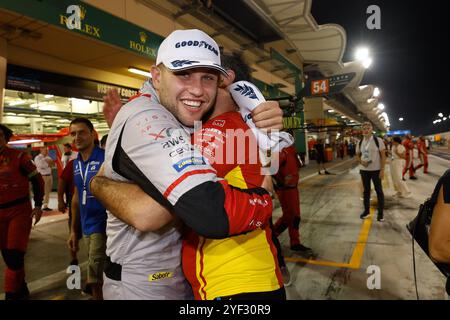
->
[151,65,219,127]
[70,123,95,152]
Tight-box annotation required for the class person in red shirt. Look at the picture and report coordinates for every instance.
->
[402,134,417,180]
[414,136,429,174]
[273,144,312,253]
[0,124,44,300]
[57,158,82,266]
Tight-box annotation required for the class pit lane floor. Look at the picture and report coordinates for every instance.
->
[0,155,448,300]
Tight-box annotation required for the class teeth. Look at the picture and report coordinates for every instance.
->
[182,100,201,107]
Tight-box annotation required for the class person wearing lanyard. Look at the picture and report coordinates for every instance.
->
[356,122,386,222]
[67,118,107,300]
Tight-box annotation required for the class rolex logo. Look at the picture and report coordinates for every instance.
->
[79,6,87,20]
[139,31,147,44]
[62,5,100,38]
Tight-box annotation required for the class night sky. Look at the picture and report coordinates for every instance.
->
[311,0,450,136]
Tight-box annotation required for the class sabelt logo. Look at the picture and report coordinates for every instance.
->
[148,271,174,282]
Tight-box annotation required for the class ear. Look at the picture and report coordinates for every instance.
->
[221,69,236,87]
[150,65,162,89]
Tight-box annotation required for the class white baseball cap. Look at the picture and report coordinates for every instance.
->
[156,29,228,76]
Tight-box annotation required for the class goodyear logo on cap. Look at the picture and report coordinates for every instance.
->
[173,157,206,172]
[148,271,174,282]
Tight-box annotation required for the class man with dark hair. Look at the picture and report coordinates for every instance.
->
[221,52,252,82]
[67,117,107,300]
[0,124,44,300]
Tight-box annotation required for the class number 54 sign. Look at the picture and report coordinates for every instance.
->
[311,79,329,95]
[302,73,355,98]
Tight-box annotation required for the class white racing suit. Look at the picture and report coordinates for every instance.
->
[103,81,273,299]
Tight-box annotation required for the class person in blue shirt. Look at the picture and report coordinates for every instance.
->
[67,117,107,300]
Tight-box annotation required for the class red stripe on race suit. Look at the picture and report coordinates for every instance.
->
[218,179,273,235]
[163,169,217,198]
[128,93,152,102]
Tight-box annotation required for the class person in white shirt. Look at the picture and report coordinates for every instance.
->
[34,147,54,211]
[61,143,78,169]
[356,122,386,222]
[390,136,411,198]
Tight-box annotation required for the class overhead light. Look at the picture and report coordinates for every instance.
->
[378,103,385,110]
[7,100,24,106]
[341,116,346,119]
[362,58,373,69]
[43,115,61,119]
[444,117,448,121]
[438,113,444,118]
[355,48,370,61]
[328,109,334,113]
[355,47,373,69]
[373,87,380,97]
[399,117,404,121]
[44,94,54,99]
[128,67,152,78]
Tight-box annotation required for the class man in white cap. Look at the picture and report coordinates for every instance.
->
[97,29,276,300]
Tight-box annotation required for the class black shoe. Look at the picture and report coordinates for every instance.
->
[324,170,331,175]
[377,216,385,222]
[291,244,313,253]
[5,282,30,300]
[360,212,370,219]
[409,176,418,180]
[43,207,53,211]
[402,177,406,181]
[318,171,322,175]
[69,259,79,266]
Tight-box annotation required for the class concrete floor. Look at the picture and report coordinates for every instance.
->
[0,154,449,300]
